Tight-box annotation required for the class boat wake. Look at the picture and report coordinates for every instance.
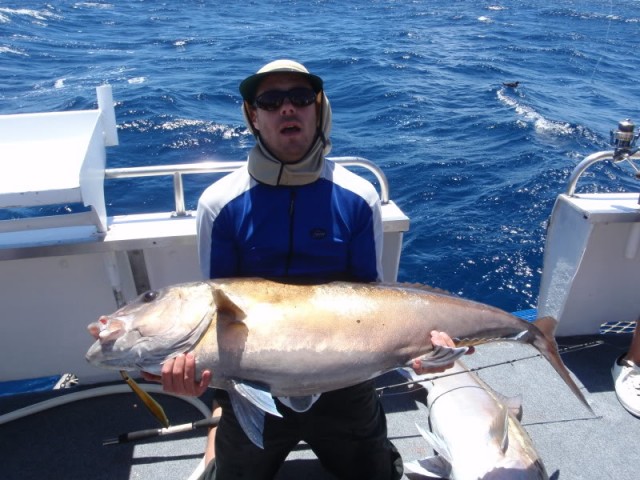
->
[496,88,574,137]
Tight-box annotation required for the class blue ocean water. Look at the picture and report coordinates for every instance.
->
[1,0,639,312]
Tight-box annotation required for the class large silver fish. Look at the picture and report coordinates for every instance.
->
[86,278,590,447]
[404,360,549,479]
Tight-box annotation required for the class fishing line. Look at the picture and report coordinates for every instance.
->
[589,0,614,84]
[376,340,603,396]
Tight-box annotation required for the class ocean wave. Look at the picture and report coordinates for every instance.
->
[496,89,575,136]
[119,117,244,139]
[0,46,28,56]
[73,3,114,9]
[0,7,61,23]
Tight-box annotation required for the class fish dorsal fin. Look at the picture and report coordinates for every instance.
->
[476,371,524,421]
[501,393,523,421]
[489,405,510,454]
[213,288,247,322]
[489,390,523,421]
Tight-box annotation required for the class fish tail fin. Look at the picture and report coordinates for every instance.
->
[531,316,593,414]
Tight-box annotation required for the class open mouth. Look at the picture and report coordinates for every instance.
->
[280,125,301,135]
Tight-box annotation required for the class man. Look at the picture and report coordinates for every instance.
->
[146,59,461,479]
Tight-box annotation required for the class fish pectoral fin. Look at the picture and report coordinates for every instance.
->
[409,345,469,368]
[232,380,282,417]
[213,288,247,322]
[229,381,284,449]
[229,390,266,449]
[403,457,451,479]
[415,423,453,464]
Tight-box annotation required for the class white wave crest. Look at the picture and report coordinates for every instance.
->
[0,45,28,56]
[497,89,574,136]
[74,3,114,9]
[0,7,60,22]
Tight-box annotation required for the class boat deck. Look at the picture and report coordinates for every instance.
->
[0,331,637,480]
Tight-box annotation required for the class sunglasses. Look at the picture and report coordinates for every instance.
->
[254,88,318,111]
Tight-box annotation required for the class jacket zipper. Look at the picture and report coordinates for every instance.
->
[285,189,296,275]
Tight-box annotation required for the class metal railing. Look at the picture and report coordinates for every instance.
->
[566,150,640,196]
[104,156,391,216]
[566,119,640,196]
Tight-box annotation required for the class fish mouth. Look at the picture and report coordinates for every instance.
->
[88,315,128,343]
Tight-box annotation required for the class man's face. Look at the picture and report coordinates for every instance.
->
[250,73,318,164]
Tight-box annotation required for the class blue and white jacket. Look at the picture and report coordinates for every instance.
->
[196,160,384,282]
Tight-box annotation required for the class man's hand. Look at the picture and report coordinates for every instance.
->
[411,330,474,375]
[141,352,211,397]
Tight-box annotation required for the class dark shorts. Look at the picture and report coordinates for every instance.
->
[201,381,403,480]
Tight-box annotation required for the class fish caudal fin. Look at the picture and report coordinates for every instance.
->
[531,316,593,414]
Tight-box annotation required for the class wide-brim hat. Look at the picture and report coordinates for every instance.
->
[239,59,323,103]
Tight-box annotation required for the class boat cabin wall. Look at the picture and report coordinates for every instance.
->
[538,193,640,336]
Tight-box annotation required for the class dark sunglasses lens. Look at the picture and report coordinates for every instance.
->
[289,88,316,107]
[255,88,316,110]
[255,91,285,110]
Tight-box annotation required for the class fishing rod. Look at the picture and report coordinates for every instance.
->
[103,415,220,446]
[99,372,217,446]
[376,340,603,395]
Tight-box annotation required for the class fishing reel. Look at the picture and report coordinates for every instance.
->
[610,119,640,176]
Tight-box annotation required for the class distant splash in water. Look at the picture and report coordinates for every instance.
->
[496,88,574,136]
[495,87,605,150]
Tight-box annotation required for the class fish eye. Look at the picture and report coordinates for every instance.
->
[142,290,159,303]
